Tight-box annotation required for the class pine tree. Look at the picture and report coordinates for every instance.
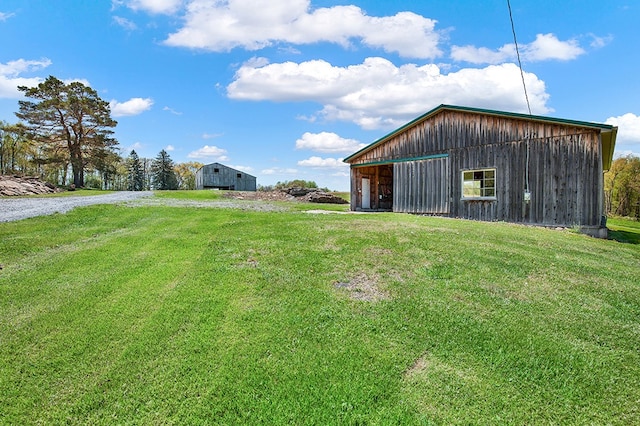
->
[127,150,145,191]
[16,76,117,187]
[151,149,178,190]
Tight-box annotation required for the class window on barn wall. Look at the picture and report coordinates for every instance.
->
[214,168,219,173]
[237,173,242,178]
[462,169,496,199]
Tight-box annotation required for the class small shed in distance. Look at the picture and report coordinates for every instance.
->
[195,163,256,191]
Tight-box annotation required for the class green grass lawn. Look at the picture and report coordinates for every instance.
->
[608,217,640,244]
[1,194,639,424]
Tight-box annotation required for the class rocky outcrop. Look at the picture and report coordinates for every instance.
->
[0,175,60,196]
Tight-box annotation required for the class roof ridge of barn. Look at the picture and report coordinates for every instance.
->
[197,162,256,179]
[344,104,617,170]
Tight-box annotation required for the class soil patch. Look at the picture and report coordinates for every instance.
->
[223,189,348,204]
[334,273,390,302]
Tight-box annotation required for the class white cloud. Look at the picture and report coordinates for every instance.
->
[109,97,154,117]
[606,113,640,157]
[202,132,223,139]
[228,164,254,173]
[614,149,640,158]
[451,33,585,64]
[523,33,585,61]
[228,57,347,102]
[606,113,640,144]
[165,144,175,151]
[0,58,51,98]
[451,44,514,65]
[297,156,347,168]
[296,132,365,153]
[113,16,137,31]
[0,58,52,77]
[228,57,550,130]
[187,145,229,160]
[261,167,298,175]
[296,114,317,123]
[124,142,146,154]
[64,77,92,87]
[163,0,442,58]
[125,0,182,14]
[163,106,182,115]
[589,33,613,49]
[0,11,16,21]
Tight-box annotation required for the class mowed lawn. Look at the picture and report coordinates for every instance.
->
[1,193,639,424]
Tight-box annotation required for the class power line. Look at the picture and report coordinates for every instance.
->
[507,0,532,198]
[507,0,532,116]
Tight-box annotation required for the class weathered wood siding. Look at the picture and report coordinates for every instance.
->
[196,163,257,191]
[348,110,604,226]
[394,157,449,214]
[448,133,602,226]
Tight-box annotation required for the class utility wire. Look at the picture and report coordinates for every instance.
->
[507,0,532,116]
[507,0,532,197]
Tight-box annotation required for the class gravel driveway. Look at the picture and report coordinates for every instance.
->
[0,191,154,223]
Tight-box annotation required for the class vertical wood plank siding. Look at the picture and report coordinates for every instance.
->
[394,158,449,213]
[196,163,257,191]
[348,110,604,226]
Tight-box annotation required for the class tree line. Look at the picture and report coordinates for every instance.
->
[605,155,640,219]
[0,75,202,190]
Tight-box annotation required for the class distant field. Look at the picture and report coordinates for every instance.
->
[1,192,638,424]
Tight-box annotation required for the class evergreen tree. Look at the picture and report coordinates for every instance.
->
[127,150,145,191]
[151,149,178,190]
[16,76,117,187]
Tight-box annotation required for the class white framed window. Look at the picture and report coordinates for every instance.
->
[462,169,496,199]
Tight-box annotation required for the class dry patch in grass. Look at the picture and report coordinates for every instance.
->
[333,272,390,302]
[404,352,481,387]
[365,247,394,256]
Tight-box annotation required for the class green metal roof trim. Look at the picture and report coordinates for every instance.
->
[350,153,448,168]
[343,104,618,171]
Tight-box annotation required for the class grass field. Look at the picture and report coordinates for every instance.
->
[608,217,640,244]
[1,192,639,424]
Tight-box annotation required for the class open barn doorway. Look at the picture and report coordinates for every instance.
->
[351,164,393,211]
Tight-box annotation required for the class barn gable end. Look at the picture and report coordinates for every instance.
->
[195,163,257,191]
[344,105,617,236]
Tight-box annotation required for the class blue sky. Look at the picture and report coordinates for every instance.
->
[1,0,639,190]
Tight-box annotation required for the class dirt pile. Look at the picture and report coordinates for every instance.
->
[223,190,295,202]
[223,188,348,204]
[300,191,348,204]
[0,175,60,196]
[283,187,348,204]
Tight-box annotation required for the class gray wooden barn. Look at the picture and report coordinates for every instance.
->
[195,163,256,191]
[344,105,617,237]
